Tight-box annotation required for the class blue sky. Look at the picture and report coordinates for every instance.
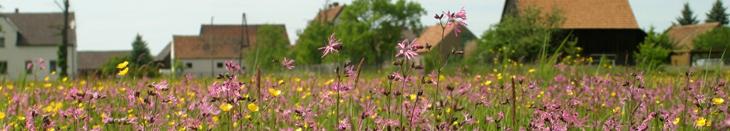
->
[0,0,728,54]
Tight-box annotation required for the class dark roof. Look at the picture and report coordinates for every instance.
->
[667,22,722,52]
[77,51,130,70]
[313,4,345,23]
[156,43,171,61]
[511,0,640,29]
[173,24,288,59]
[1,12,77,46]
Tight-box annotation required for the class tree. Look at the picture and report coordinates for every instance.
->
[633,28,672,70]
[128,34,156,77]
[676,2,699,25]
[291,22,334,65]
[245,25,289,71]
[468,7,572,64]
[706,0,729,25]
[694,27,730,51]
[130,35,153,67]
[333,0,425,66]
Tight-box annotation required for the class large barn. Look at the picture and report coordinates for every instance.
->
[503,0,647,65]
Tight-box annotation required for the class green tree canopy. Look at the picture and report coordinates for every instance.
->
[291,21,334,65]
[706,0,729,25]
[694,27,730,51]
[468,7,572,64]
[333,0,425,66]
[128,35,157,77]
[246,25,290,71]
[676,2,699,25]
[633,28,672,70]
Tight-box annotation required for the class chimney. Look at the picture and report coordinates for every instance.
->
[14,8,19,14]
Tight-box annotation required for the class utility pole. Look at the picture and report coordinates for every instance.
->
[59,0,70,77]
[240,13,247,72]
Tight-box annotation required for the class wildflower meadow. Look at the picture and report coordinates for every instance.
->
[2,2,730,131]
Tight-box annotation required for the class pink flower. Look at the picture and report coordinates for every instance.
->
[437,8,468,36]
[319,33,342,58]
[36,58,46,70]
[281,57,295,70]
[224,60,241,72]
[152,80,169,91]
[395,39,419,60]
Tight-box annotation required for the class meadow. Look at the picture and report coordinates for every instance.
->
[2,60,730,131]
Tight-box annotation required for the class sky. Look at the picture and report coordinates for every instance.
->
[0,0,728,54]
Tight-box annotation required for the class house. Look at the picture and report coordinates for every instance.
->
[159,24,289,77]
[313,2,346,24]
[0,11,77,80]
[77,51,130,77]
[667,22,723,66]
[414,24,477,57]
[502,0,647,65]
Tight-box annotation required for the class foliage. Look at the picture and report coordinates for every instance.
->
[291,22,334,65]
[468,7,572,64]
[694,27,730,51]
[128,35,158,77]
[633,29,672,70]
[706,0,729,25]
[676,2,699,25]
[333,0,425,66]
[100,56,129,76]
[245,25,290,71]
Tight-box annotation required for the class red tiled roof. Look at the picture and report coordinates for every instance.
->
[667,22,721,52]
[516,0,640,29]
[173,24,288,59]
[313,4,345,23]
[414,24,475,53]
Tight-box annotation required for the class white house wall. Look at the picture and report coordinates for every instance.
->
[0,18,77,80]
[179,59,242,77]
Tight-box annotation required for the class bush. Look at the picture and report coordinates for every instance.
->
[468,7,570,64]
[634,29,672,70]
[695,27,730,51]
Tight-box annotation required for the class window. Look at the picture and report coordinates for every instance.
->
[186,62,193,69]
[0,35,4,48]
[0,61,7,74]
[217,62,224,68]
[49,60,57,73]
[25,60,32,74]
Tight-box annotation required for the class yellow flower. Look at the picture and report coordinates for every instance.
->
[713,98,725,105]
[672,117,680,125]
[528,68,536,73]
[118,67,129,76]
[43,101,63,114]
[219,103,233,112]
[247,103,259,112]
[409,94,417,101]
[268,88,282,97]
[43,83,52,88]
[482,81,492,86]
[695,117,707,127]
[117,61,129,69]
[0,112,5,119]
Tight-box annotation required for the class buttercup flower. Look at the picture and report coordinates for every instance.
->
[268,88,282,97]
[247,103,259,112]
[219,103,233,112]
[117,61,129,69]
[713,97,724,105]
